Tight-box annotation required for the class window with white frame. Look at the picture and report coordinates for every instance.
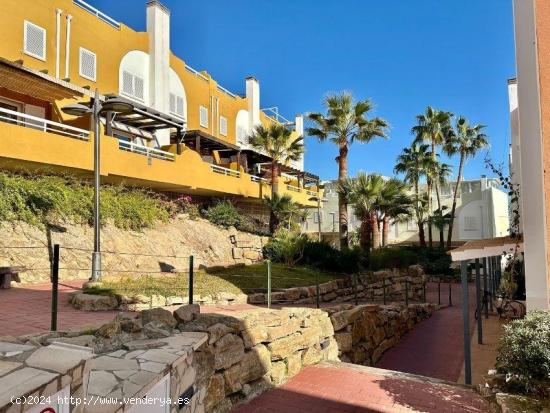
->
[407,219,418,231]
[23,21,46,61]
[121,70,144,101]
[199,106,208,128]
[79,47,97,81]
[169,93,185,118]
[219,116,228,136]
[313,212,322,223]
[463,216,478,231]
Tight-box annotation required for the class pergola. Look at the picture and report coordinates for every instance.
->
[449,236,523,385]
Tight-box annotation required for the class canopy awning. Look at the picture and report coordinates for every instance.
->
[181,130,240,152]
[0,57,86,101]
[449,236,523,262]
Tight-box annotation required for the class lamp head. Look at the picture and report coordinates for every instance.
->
[101,99,134,114]
[61,103,92,117]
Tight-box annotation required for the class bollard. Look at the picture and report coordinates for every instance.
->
[448,282,452,306]
[353,274,358,305]
[405,279,409,307]
[267,260,272,309]
[438,281,441,305]
[315,270,320,309]
[51,244,60,332]
[188,255,194,305]
[483,257,489,319]
[475,258,483,345]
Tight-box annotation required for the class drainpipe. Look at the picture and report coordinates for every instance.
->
[64,14,72,79]
[55,9,62,78]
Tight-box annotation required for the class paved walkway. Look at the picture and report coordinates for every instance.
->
[232,363,491,413]
[376,282,477,383]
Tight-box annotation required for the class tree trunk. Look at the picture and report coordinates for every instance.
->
[371,212,380,249]
[415,180,426,247]
[269,161,279,233]
[434,182,445,248]
[426,178,433,248]
[446,152,465,248]
[338,143,349,249]
[382,215,389,247]
[359,217,371,252]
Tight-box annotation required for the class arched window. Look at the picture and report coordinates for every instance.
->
[236,109,250,146]
[169,68,187,120]
[119,51,150,104]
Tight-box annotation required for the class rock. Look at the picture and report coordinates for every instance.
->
[213,334,245,370]
[248,293,265,304]
[174,304,200,323]
[72,293,118,311]
[334,332,352,353]
[96,321,121,339]
[207,323,233,345]
[223,345,271,394]
[166,296,185,306]
[286,352,302,377]
[242,326,268,349]
[283,288,301,301]
[205,374,225,411]
[267,333,305,360]
[495,393,543,413]
[141,308,177,329]
[117,314,143,333]
[301,346,323,366]
[271,361,287,385]
[330,311,349,331]
[266,320,300,341]
[143,321,172,339]
[123,338,168,351]
[87,371,119,396]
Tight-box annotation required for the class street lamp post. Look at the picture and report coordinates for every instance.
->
[62,91,133,281]
[308,195,325,242]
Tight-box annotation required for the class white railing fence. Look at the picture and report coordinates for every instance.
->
[118,141,175,161]
[306,189,318,197]
[286,185,302,193]
[211,164,240,178]
[73,0,120,29]
[0,107,89,140]
[251,175,269,184]
[185,65,209,82]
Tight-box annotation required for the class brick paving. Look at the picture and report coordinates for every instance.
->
[232,363,490,413]
[376,282,478,383]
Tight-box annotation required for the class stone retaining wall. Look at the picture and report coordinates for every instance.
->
[0,303,437,413]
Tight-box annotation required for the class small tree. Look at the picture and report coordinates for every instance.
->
[263,193,298,233]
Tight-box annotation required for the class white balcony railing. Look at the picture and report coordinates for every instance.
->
[211,165,240,178]
[118,141,175,161]
[251,175,269,184]
[73,0,120,29]
[0,107,89,140]
[306,190,318,197]
[185,64,209,82]
[286,185,302,193]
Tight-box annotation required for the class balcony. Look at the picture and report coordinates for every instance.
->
[118,140,175,162]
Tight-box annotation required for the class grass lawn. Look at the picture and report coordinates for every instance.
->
[83,263,342,299]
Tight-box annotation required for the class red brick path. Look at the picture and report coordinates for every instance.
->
[232,363,490,413]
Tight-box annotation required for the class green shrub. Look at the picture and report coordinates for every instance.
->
[369,247,418,271]
[295,240,364,273]
[497,310,550,396]
[202,199,268,235]
[263,228,307,267]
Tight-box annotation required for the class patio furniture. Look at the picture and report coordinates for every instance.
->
[0,266,24,289]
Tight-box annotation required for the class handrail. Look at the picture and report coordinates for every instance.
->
[185,64,209,81]
[251,175,269,184]
[261,107,293,125]
[73,0,120,29]
[0,107,89,140]
[118,141,175,161]
[305,189,318,196]
[217,85,238,99]
[211,164,240,178]
[286,184,302,193]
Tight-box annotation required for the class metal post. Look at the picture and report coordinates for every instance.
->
[51,244,60,331]
[488,257,494,312]
[353,274,358,305]
[405,279,409,306]
[91,89,102,282]
[316,192,322,242]
[315,270,320,309]
[461,260,472,385]
[475,258,483,345]
[448,282,452,306]
[422,280,427,303]
[483,257,489,319]
[267,260,272,309]
[188,255,194,304]
[383,280,387,305]
[438,281,441,305]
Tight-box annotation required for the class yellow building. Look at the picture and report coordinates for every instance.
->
[0,0,320,210]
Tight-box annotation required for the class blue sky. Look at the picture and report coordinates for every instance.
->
[90,0,515,181]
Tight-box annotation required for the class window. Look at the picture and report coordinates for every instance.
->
[121,70,144,101]
[23,21,46,61]
[219,116,228,136]
[407,219,418,231]
[199,106,208,128]
[0,98,23,125]
[79,47,96,81]
[313,212,322,223]
[169,93,185,118]
[464,216,478,231]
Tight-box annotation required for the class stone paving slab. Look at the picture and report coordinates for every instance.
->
[232,362,491,413]
[0,367,58,406]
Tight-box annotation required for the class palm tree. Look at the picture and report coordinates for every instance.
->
[249,123,304,197]
[412,107,453,247]
[394,143,433,247]
[339,173,384,252]
[307,92,388,249]
[431,161,452,247]
[263,193,298,233]
[376,178,414,247]
[443,116,489,247]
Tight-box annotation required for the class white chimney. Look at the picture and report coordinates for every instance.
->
[246,77,261,131]
[147,1,170,145]
[293,114,305,171]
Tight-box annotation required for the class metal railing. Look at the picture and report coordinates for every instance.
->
[73,0,121,29]
[286,184,302,193]
[305,189,318,197]
[185,64,209,81]
[0,107,90,140]
[261,107,293,125]
[211,164,241,178]
[251,175,269,184]
[118,141,175,161]
[217,85,238,99]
